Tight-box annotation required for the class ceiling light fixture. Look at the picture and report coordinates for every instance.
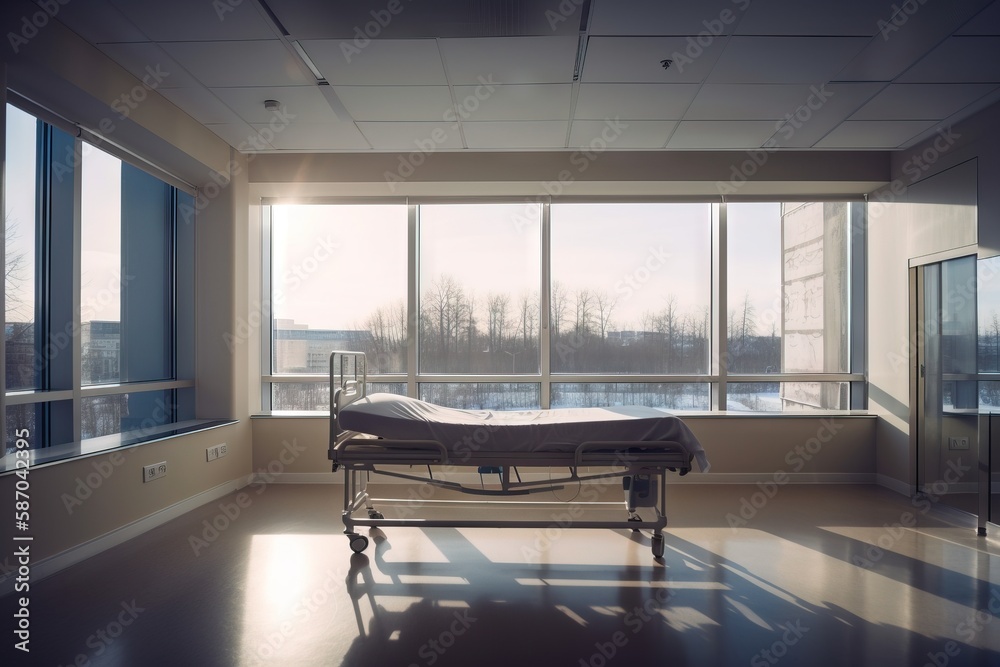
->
[290,40,325,81]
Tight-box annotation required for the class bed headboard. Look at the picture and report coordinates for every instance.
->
[330,351,367,449]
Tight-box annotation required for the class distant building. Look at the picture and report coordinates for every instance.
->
[82,321,121,384]
[273,319,372,373]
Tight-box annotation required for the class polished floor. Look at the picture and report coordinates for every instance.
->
[5,483,1000,666]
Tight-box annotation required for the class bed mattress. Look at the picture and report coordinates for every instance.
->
[338,393,709,472]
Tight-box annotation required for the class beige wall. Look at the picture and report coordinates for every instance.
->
[867,103,995,491]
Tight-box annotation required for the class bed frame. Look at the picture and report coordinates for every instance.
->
[328,351,696,558]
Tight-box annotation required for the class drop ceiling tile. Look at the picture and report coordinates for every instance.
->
[357,122,465,150]
[589,0,743,35]
[814,120,938,148]
[268,0,581,39]
[583,36,727,84]
[736,0,892,36]
[160,41,312,87]
[98,43,200,89]
[957,1,1000,35]
[158,88,242,125]
[463,121,568,149]
[332,86,454,122]
[252,122,371,150]
[896,36,1000,82]
[212,86,341,123]
[439,37,577,84]
[575,84,699,120]
[204,122,274,150]
[686,84,820,120]
[569,120,677,149]
[299,39,447,85]
[850,83,999,120]
[52,0,149,44]
[451,84,572,121]
[666,121,780,149]
[770,82,887,147]
[108,0,276,41]
[708,36,869,83]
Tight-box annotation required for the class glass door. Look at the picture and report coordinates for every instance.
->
[916,256,979,514]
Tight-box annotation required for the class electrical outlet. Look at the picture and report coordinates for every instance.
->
[143,461,167,483]
[948,436,971,450]
[206,444,228,461]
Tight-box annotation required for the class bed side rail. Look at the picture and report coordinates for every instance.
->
[333,438,449,464]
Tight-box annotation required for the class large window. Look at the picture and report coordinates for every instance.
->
[419,203,541,375]
[550,203,711,374]
[262,200,863,413]
[726,202,854,411]
[2,103,193,452]
[267,204,407,411]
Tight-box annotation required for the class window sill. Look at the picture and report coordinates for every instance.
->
[0,419,238,474]
[251,410,877,419]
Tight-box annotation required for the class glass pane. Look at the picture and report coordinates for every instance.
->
[81,390,175,440]
[121,162,173,382]
[727,202,850,374]
[941,255,977,376]
[978,381,1000,410]
[81,146,122,385]
[5,105,38,390]
[272,205,407,375]
[271,381,406,410]
[5,404,40,453]
[551,383,710,410]
[550,203,711,374]
[977,257,1000,373]
[727,382,849,411]
[419,203,541,374]
[419,383,540,410]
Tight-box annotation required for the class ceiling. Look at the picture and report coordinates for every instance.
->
[49,0,1000,153]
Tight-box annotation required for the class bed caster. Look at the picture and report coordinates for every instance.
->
[348,533,369,553]
[368,510,384,520]
[651,534,664,558]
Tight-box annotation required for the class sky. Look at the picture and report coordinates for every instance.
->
[5,104,124,326]
[270,201,783,335]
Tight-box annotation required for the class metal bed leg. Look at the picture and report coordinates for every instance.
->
[344,468,370,553]
[651,470,667,558]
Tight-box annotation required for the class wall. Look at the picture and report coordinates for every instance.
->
[867,102,998,493]
[0,1,251,573]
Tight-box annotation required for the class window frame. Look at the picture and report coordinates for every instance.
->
[2,100,195,453]
[260,197,866,413]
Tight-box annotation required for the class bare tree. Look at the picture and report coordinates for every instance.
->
[594,290,617,340]
[551,281,568,338]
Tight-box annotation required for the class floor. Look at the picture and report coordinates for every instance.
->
[5,483,1000,667]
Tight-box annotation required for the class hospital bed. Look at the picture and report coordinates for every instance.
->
[328,351,709,558]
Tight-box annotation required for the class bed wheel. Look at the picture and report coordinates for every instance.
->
[651,534,664,558]
[348,533,369,553]
[368,510,384,520]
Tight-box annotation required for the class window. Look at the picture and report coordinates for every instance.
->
[271,204,408,376]
[726,202,855,411]
[262,200,863,413]
[418,203,541,374]
[4,106,38,392]
[550,203,711,374]
[2,103,193,452]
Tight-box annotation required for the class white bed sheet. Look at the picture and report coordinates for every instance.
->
[339,393,709,472]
